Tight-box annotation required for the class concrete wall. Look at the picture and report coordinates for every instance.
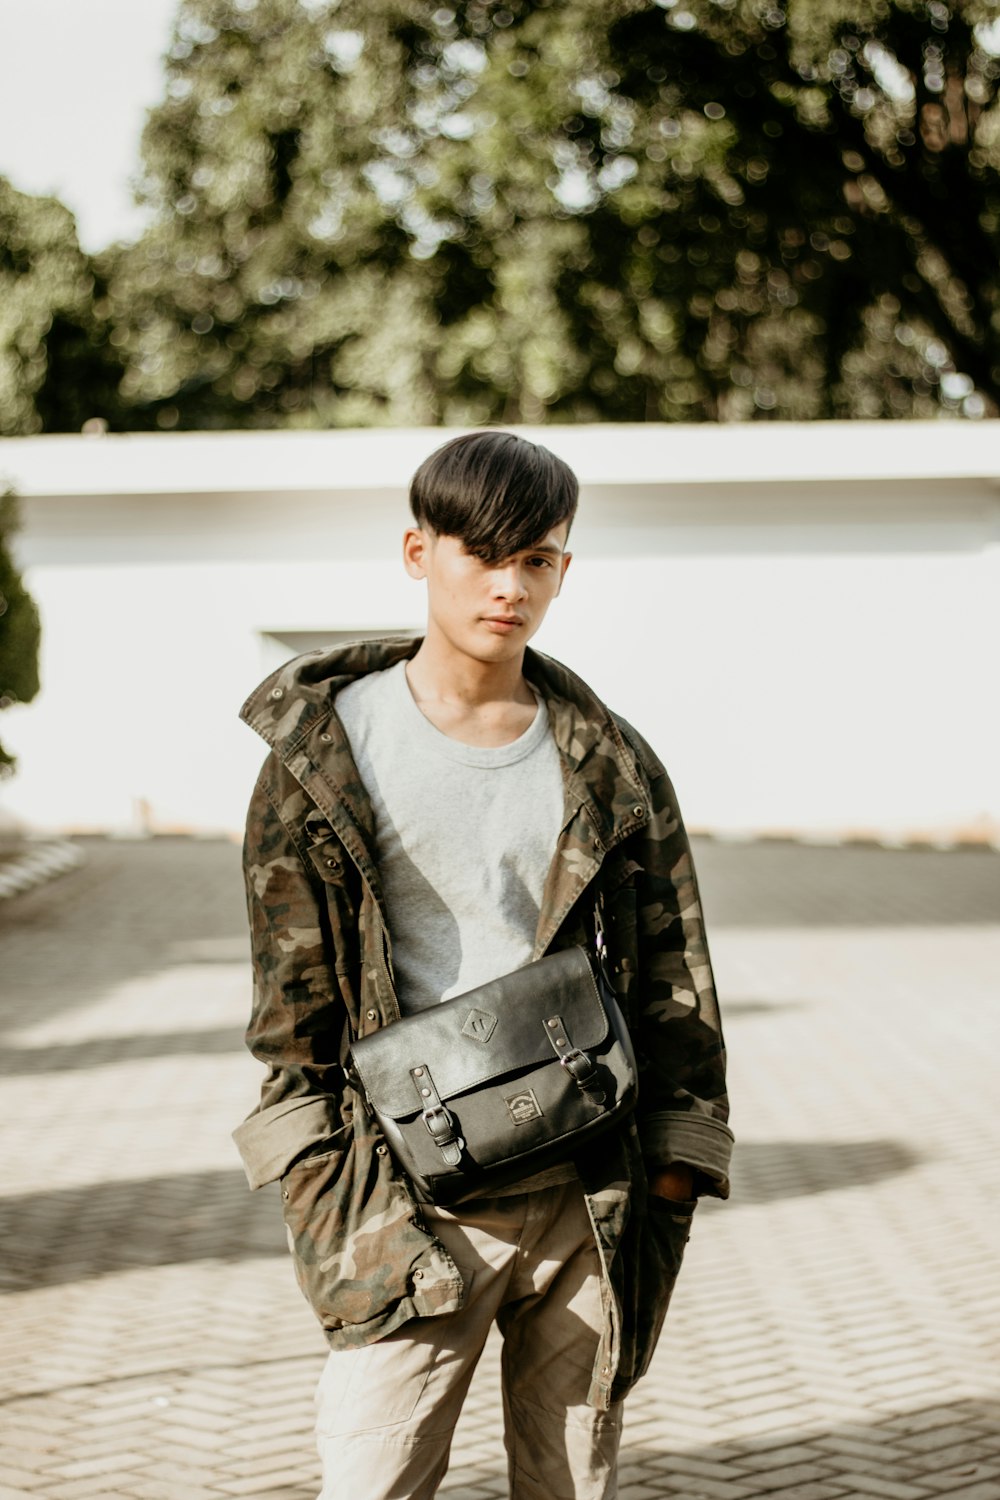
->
[1,423,998,842]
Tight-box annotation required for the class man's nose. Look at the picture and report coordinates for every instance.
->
[493,563,528,602]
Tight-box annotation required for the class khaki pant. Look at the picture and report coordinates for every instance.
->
[314,1180,623,1500]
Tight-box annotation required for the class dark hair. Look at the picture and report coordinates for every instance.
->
[409,431,578,563]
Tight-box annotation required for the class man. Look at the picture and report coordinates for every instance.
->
[235,430,732,1500]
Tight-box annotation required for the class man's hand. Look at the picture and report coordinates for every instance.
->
[647,1162,696,1203]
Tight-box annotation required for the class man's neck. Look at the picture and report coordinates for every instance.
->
[404,633,538,746]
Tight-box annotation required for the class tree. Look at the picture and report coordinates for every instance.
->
[579,0,1000,419]
[111,0,1000,426]
[0,178,124,435]
[0,491,41,777]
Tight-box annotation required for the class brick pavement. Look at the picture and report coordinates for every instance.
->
[0,837,998,1500]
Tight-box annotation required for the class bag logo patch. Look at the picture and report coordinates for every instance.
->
[504,1089,542,1125]
[462,1008,498,1043]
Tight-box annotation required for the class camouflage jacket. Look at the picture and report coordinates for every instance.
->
[234,636,732,1409]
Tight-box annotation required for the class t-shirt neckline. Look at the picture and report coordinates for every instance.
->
[391,661,550,768]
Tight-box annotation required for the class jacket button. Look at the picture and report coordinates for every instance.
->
[270,687,284,700]
[592,838,601,850]
[412,1269,423,1280]
[632,805,644,818]
[602,1365,611,1377]
[325,857,339,870]
[376,1144,388,1157]
[366,1009,377,1021]
[320,731,332,742]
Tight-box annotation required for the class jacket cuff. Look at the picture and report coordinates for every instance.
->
[233,1095,341,1189]
[639,1110,734,1199]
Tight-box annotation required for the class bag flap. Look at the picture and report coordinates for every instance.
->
[351,948,608,1118]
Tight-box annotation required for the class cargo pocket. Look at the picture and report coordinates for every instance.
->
[314,1337,436,1436]
[280,1111,448,1340]
[628,1194,695,1384]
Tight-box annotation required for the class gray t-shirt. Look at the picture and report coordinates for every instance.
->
[336,661,577,1194]
[336,660,564,1014]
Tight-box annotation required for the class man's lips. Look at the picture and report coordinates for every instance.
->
[482,615,524,632]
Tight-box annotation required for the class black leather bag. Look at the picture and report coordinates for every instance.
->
[348,945,638,1204]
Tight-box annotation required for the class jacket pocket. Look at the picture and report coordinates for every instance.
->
[613,1180,695,1396]
[634,1194,694,1380]
[279,1108,460,1342]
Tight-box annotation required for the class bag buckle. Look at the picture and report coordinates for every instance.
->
[560,1046,597,1085]
[411,1066,464,1167]
[545,1016,607,1106]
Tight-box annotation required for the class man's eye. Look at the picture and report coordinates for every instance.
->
[527,556,552,568]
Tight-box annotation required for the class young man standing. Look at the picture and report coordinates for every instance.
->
[235,430,732,1500]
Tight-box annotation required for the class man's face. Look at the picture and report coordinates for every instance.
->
[403,522,572,665]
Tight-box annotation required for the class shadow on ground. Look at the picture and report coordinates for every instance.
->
[0,840,247,1034]
[0,1169,285,1292]
[722,1137,921,1205]
[0,1136,920,1292]
[0,1026,245,1074]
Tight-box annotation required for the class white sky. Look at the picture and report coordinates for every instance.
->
[0,0,179,252]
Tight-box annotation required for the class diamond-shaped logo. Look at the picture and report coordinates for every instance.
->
[462,1007,498,1043]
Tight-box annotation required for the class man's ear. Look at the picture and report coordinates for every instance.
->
[555,551,572,596]
[403,527,431,580]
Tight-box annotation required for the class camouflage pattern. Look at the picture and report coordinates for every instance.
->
[235,635,732,1409]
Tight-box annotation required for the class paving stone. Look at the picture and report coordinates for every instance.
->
[737,1447,835,1471]
[43,1482,153,1500]
[127,1481,226,1500]
[0,1465,50,1492]
[216,1477,320,1497]
[918,1472,1000,1496]
[745,1487,851,1500]
[921,1488,1000,1500]
[47,1454,152,1482]
[832,1475,932,1500]
[152,1423,235,1454]
[904,1445,1000,1476]
[656,1479,757,1499]
[658,1454,757,1483]
[904,1430,998,1455]
[739,1463,837,1490]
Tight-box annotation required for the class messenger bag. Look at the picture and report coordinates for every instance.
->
[348,938,637,1204]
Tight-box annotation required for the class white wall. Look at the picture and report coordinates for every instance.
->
[1,425,998,842]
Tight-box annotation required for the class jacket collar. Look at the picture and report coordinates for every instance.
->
[240,635,649,853]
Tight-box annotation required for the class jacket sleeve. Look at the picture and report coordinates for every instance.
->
[624,729,733,1199]
[233,759,350,1189]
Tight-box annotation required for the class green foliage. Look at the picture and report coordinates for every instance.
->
[106,0,1000,426]
[0,178,125,435]
[0,491,41,775]
[12,0,1000,427]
